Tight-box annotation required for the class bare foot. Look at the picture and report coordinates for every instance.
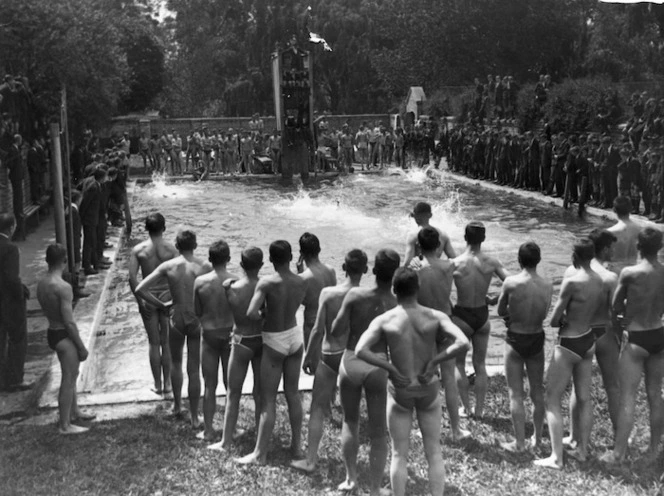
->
[59,424,90,435]
[451,428,472,442]
[150,387,163,395]
[235,453,266,465]
[530,435,542,450]
[191,415,202,430]
[501,440,527,453]
[207,441,230,452]
[376,488,392,496]
[458,406,469,419]
[290,459,316,473]
[534,455,563,470]
[599,451,621,465]
[233,428,247,441]
[337,480,357,493]
[562,435,577,449]
[566,448,587,462]
[196,430,217,442]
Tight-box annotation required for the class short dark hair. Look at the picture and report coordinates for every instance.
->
[518,241,541,268]
[107,167,118,178]
[0,213,16,233]
[573,238,595,263]
[299,232,321,257]
[241,247,263,271]
[418,226,440,252]
[145,213,165,234]
[613,196,632,217]
[46,243,67,267]
[209,240,230,266]
[344,249,368,275]
[392,267,419,297]
[374,249,400,283]
[637,227,662,257]
[93,167,107,181]
[269,240,292,265]
[588,229,617,255]
[70,190,82,203]
[175,230,197,252]
[465,221,486,245]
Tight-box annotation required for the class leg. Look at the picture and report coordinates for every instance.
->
[470,322,491,418]
[338,372,362,491]
[283,346,304,458]
[169,327,186,415]
[440,358,470,440]
[158,312,172,392]
[56,340,88,434]
[201,339,220,440]
[503,345,527,451]
[186,332,202,428]
[452,316,473,414]
[387,394,413,496]
[569,352,594,461]
[364,369,389,496]
[416,397,446,496]
[236,345,284,465]
[644,352,664,460]
[525,351,546,448]
[141,309,163,392]
[595,332,621,433]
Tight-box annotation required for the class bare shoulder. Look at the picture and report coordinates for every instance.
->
[55,278,73,298]
[563,264,577,278]
[132,239,149,256]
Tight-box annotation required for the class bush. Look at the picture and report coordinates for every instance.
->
[516,82,542,132]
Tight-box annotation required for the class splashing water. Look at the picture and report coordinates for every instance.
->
[145,171,192,200]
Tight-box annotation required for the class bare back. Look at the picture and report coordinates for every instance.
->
[502,271,552,333]
[608,219,641,270]
[453,250,504,307]
[195,269,237,330]
[37,275,71,329]
[164,255,212,310]
[260,271,307,333]
[345,287,397,350]
[563,260,617,326]
[301,262,336,324]
[320,284,354,352]
[417,256,454,314]
[129,237,178,292]
[620,260,664,330]
[556,269,605,337]
[226,277,263,336]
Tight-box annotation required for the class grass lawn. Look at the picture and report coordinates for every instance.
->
[1,370,662,496]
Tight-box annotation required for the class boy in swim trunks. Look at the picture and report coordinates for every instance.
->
[128,213,178,395]
[331,249,401,496]
[356,267,469,496]
[297,232,336,349]
[535,239,605,469]
[601,228,664,464]
[563,229,620,449]
[607,195,642,273]
[497,242,552,452]
[194,240,237,441]
[452,221,506,418]
[213,247,264,451]
[415,226,470,441]
[136,230,212,427]
[37,244,95,434]
[404,201,456,268]
[236,240,307,465]
[292,249,368,473]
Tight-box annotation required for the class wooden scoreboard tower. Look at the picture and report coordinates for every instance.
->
[272,43,314,180]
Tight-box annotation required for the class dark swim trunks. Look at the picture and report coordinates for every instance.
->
[388,378,440,410]
[627,327,664,355]
[452,305,489,335]
[591,325,607,340]
[232,333,263,357]
[47,328,69,351]
[202,327,233,353]
[505,331,545,360]
[558,329,596,359]
[170,306,201,338]
[321,350,344,374]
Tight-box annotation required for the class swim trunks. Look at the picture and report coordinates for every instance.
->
[388,378,440,410]
[47,328,69,351]
[320,349,344,374]
[232,333,263,357]
[452,305,489,335]
[141,288,171,317]
[590,325,607,340]
[202,326,233,353]
[627,327,664,355]
[557,328,596,359]
[170,305,201,338]
[262,325,303,356]
[505,331,544,360]
[339,349,388,387]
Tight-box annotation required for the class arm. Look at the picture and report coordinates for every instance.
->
[496,280,510,317]
[442,234,456,259]
[194,281,202,319]
[303,293,328,375]
[330,290,355,338]
[612,270,629,319]
[355,316,406,385]
[247,279,268,320]
[59,286,88,360]
[135,264,169,309]
[403,232,417,268]
[1,245,23,296]
[550,279,573,328]
[427,314,470,369]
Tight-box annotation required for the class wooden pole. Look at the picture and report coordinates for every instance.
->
[49,122,67,247]
[61,87,76,277]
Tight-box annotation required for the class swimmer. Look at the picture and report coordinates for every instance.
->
[452,221,506,419]
[497,241,552,452]
[297,232,336,349]
[291,249,368,473]
[194,241,238,442]
[534,239,605,470]
[236,240,307,465]
[128,213,178,395]
[213,247,264,451]
[415,226,470,441]
[404,201,456,268]
[607,196,642,273]
[331,249,401,496]
[563,229,620,449]
[37,244,95,434]
[356,267,469,496]
[601,228,664,465]
[136,230,212,427]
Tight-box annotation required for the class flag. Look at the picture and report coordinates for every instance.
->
[309,32,332,52]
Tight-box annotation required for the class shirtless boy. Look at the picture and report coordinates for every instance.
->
[194,240,237,441]
[607,196,642,272]
[292,249,368,473]
[331,249,401,495]
[37,244,94,434]
[356,267,469,496]
[416,226,469,441]
[212,247,264,451]
[236,240,307,465]
[297,232,336,348]
[601,228,664,464]
[497,242,552,452]
[128,213,178,395]
[535,239,605,469]
[452,221,506,418]
[404,202,456,268]
[563,229,620,449]
[136,230,212,427]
